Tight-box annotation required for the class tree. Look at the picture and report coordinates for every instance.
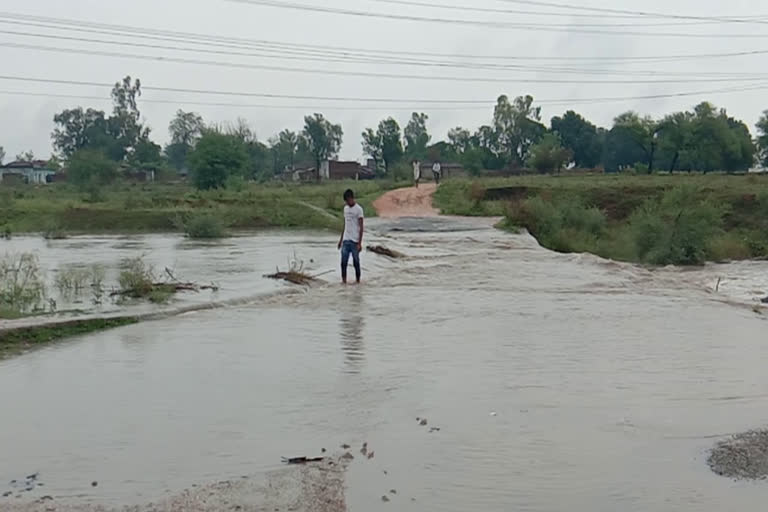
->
[404,112,430,159]
[612,112,660,173]
[129,139,163,172]
[108,76,149,161]
[657,112,694,172]
[166,110,205,171]
[188,132,249,190]
[362,118,404,175]
[550,111,602,168]
[378,118,404,174]
[52,107,114,158]
[52,75,150,163]
[303,114,343,181]
[361,128,382,172]
[169,110,205,147]
[269,129,303,175]
[447,127,471,154]
[67,149,119,189]
[529,134,573,173]
[688,102,754,173]
[15,150,35,162]
[492,95,546,167]
[757,111,768,167]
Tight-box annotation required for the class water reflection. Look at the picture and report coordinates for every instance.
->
[339,292,366,374]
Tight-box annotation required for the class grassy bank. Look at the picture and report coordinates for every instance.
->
[0,181,394,235]
[434,174,768,265]
[0,316,139,360]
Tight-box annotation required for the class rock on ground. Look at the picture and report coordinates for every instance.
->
[708,430,768,480]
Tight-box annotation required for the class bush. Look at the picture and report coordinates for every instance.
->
[179,213,226,239]
[67,149,119,190]
[0,253,46,315]
[628,186,725,265]
[708,233,753,262]
[118,257,155,298]
[512,196,606,253]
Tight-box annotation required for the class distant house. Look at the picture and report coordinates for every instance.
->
[0,160,56,185]
[320,160,376,180]
[283,160,376,182]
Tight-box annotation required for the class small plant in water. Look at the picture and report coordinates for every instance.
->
[0,253,47,316]
[118,256,156,298]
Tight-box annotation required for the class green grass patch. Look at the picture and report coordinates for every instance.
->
[0,316,139,359]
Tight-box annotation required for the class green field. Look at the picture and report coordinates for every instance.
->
[0,181,395,235]
[434,174,768,265]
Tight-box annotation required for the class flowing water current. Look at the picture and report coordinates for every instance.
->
[1,217,768,511]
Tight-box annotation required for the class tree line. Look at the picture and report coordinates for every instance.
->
[3,75,767,191]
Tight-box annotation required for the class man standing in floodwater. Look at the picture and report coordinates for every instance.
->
[338,189,364,284]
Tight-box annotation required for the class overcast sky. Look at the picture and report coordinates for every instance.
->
[0,0,766,160]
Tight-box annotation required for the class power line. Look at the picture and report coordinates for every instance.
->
[361,0,742,26]
[490,0,768,24]
[228,0,768,36]
[4,28,768,79]
[4,42,768,84]
[1,75,767,108]
[1,13,767,63]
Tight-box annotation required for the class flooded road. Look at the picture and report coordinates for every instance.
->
[2,217,768,511]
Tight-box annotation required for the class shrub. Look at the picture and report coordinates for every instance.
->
[708,233,753,262]
[67,149,119,190]
[180,213,226,239]
[118,257,155,298]
[42,220,68,240]
[0,253,46,315]
[628,186,725,265]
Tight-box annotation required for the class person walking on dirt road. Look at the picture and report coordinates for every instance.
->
[432,161,442,185]
[413,160,421,188]
[338,189,364,284]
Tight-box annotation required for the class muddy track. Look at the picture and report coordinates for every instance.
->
[372,184,439,218]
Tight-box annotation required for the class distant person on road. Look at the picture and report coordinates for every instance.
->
[432,161,442,185]
[338,189,364,284]
[412,160,421,188]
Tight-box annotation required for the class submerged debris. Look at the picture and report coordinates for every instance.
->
[265,271,317,286]
[281,456,325,465]
[708,430,768,479]
[265,253,319,286]
[367,245,405,259]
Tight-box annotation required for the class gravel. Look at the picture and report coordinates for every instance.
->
[708,430,768,480]
[2,457,348,512]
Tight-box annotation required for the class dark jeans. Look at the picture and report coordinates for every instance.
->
[433,171,441,185]
[341,240,361,282]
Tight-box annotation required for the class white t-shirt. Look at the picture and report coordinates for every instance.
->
[343,203,364,242]
[432,162,442,174]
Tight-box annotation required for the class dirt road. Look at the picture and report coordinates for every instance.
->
[372,183,439,218]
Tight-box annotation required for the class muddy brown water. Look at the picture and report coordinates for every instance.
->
[2,217,768,511]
